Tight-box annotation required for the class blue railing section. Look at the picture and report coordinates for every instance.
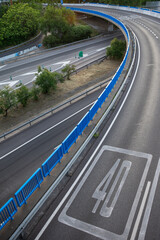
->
[0,198,17,230]
[0,7,130,231]
[14,168,43,207]
[42,145,63,177]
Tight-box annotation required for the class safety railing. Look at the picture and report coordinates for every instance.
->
[0,198,17,230]
[0,6,130,232]
[42,145,63,177]
[14,168,43,207]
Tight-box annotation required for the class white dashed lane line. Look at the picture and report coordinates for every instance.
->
[134,21,159,39]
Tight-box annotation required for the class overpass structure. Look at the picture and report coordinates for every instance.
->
[0,3,160,240]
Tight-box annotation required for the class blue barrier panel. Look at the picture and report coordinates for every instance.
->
[42,145,63,177]
[77,111,90,135]
[0,198,17,230]
[62,127,78,154]
[15,168,43,207]
[152,10,160,14]
[89,100,100,121]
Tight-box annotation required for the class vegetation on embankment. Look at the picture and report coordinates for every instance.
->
[0,3,95,49]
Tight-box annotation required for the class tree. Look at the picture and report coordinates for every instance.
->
[0,86,17,117]
[35,67,57,94]
[16,84,30,107]
[31,85,40,101]
[106,38,126,59]
[62,64,75,80]
[0,3,40,48]
[52,72,64,83]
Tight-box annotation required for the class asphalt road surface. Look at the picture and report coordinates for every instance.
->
[25,5,160,240]
[0,32,122,90]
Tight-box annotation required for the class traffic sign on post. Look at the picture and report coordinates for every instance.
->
[79,51,83,58]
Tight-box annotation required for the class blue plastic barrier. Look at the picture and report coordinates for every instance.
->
[15,168,43,207]
[42,145,63,177]
[62,127,79,154]
[0,198,17,230]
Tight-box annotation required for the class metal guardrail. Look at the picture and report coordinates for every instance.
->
[0,198,17,230]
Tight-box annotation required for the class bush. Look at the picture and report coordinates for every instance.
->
[35,67,57,94]
[43,35,60,48]
[62,64,75,80]
[106,38,126,59]
[16,85,30,107]
[0,86,17,116]
[71,25,92,41]
[31,85,40,101]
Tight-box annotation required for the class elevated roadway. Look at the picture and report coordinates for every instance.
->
[24,5,160,240]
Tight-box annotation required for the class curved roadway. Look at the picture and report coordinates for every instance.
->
[24,5,160,240]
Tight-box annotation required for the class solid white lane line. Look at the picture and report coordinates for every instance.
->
[130,181,151,240]
[0,102,94,160]
[138,158,160,240]
[34,32,141,240]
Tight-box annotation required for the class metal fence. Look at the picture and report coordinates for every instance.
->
[0,198,17,230]
[14,168,43,207]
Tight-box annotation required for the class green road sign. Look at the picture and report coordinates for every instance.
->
[79,51,83,58]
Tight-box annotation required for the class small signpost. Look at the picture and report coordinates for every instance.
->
[79,51,83,58]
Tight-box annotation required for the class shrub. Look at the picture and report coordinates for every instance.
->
[0,86,17,116]
[16,85,30,107]
[43,35,60,48]
[106,38,126,59]
[35,68,57,94]
[62,64,75,80]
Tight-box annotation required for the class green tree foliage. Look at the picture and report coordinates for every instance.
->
[0,86,17,117]
[0,4,9,18]
[106,38,126,59]
[62,64,75,80]
[35,67,57,94]
[31,85,41,101]
[16,84,30,107]
[41,6,92,48]
[0,3,39,48]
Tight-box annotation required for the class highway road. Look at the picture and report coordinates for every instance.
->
[23,5,160,240]
[0,32,122,90]
[0,28,123,208]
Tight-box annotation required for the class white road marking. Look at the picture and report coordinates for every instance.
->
[0,81,19,87]
[0,101,94,160]
[138,158,160,240]
[58,146,151,240]
[96,47,107,52]
[0,65,6,70]
[34,31,141,240]
[20,72,36,76]
[130,181,151,240]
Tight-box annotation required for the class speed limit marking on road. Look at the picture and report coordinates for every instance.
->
[59,146,152,240]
